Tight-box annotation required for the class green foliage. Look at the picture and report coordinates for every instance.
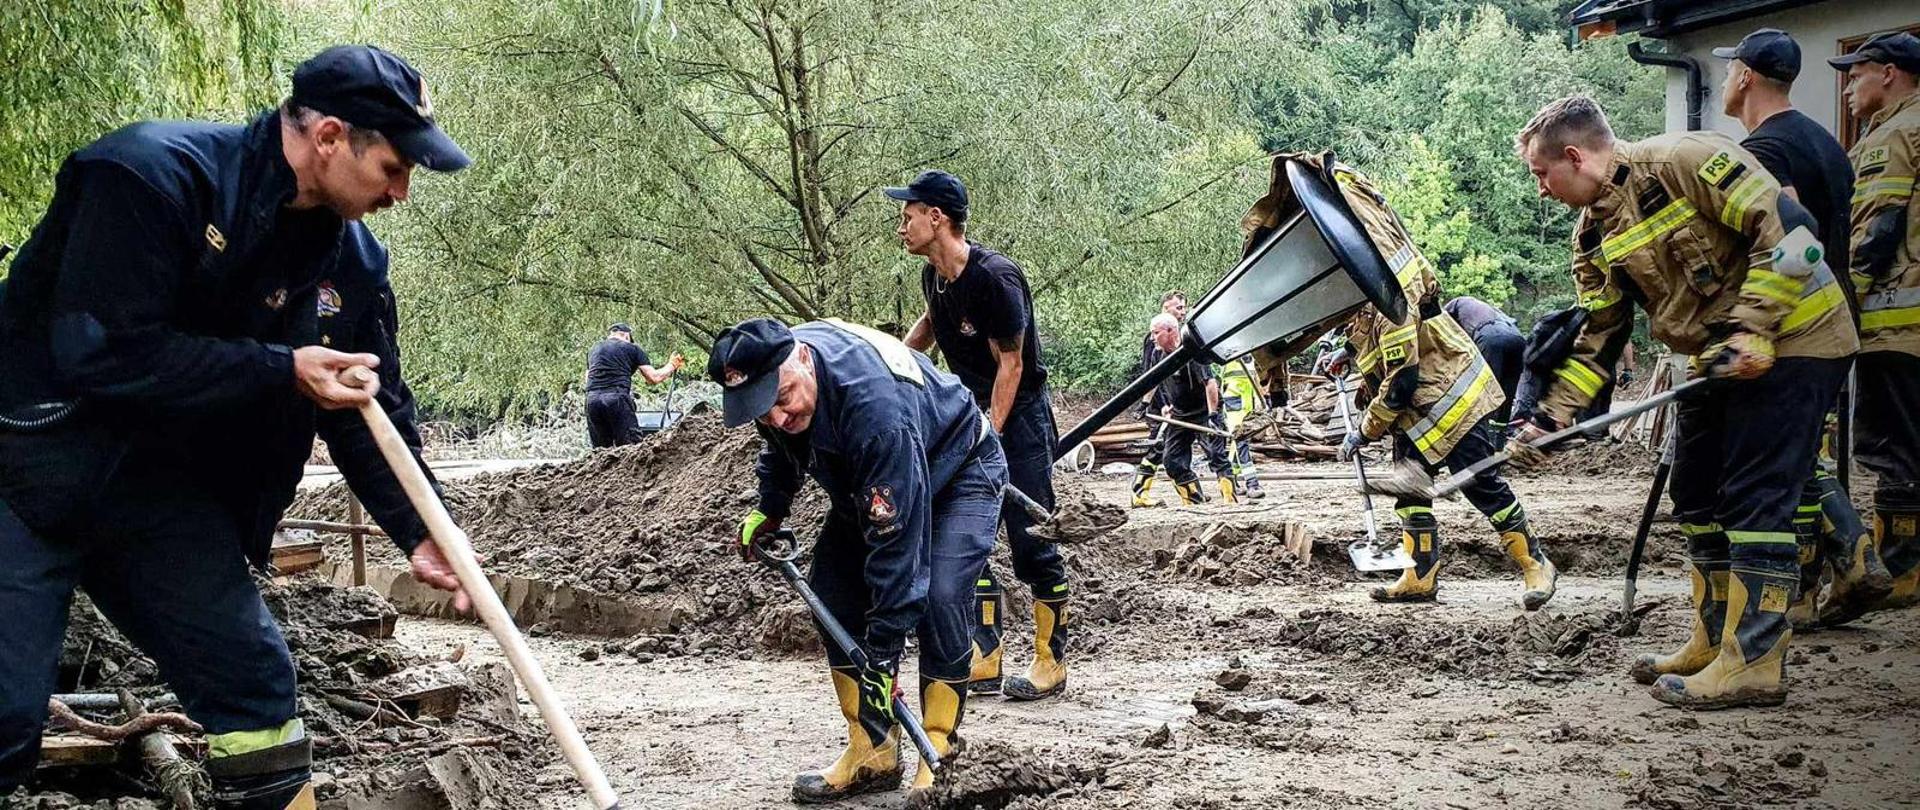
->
[1,0,1663,421]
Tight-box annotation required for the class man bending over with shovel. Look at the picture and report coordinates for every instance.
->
[721,317,1007,803]
[1321,165,1557,612]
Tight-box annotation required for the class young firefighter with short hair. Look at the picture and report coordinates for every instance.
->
[1514,95,1856,709]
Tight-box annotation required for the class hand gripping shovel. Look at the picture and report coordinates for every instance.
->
[751,529,944,773]
[1332,376,1415,572]
[344,368,623,809]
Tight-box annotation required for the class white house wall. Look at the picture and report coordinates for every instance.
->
[1656,2,1918,137]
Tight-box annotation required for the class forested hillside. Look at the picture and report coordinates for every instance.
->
[1,0,1660,421]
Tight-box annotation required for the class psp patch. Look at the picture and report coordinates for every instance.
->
[317,282,342,317]
[868,485,898,529]
[1697,150,1739,187]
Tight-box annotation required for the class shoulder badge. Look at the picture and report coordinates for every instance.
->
[868,485,898,527]
[1861,146,1890,169]
[1697,149,1739,188]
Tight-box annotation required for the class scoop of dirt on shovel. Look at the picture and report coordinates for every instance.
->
[911,739,1109,809]
[1028,476,1128,545]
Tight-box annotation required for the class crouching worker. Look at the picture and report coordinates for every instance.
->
[718,317,1008,803]
[1309,165,1556,611]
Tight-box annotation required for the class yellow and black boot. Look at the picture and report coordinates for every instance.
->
[1217,475,1240,504]
[208,721,317,810]
[1174,480,1207,506]
[1492,503,1556,611]
[1812,472,1893,627]
[908,677,969,797]
[967,577,1005,695]
[1787,491,1825,630]
[1370,508,1439,603]
[793,667,902,803]
[1130,463,1162,508]
[1872,502,1920,611]
[1632,524,1730,685]
[1003,595,1069,701]
[1651,533,1798,710]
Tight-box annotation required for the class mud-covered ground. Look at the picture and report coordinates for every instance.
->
[379,456,1920,809]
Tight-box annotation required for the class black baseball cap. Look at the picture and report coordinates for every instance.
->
[608,322,632,334]
[708,318,797,427]
[291,45,471,173]
[1829,32,1920,73]
[1713,28,1801,83]
[883,170,968,223]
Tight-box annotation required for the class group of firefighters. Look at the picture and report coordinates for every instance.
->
[0,24,1916,809]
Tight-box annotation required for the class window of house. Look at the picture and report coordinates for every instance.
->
[1837,23,1920,147]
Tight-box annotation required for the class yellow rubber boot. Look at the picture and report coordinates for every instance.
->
[909,678,968,794]
[1174,480,1205,505]
[1492,503,1556,611]
[1632,524,1729,685]
[1217,476,1239,504]
[1871,507,1920,611]
[1003,596,1069,701]
[1813,473,1893,627]
[966,579,1004,695]
[792,669,901,803]
[1130,464,1162,508]
[1651,533,1797,710]
[1370,508,1439,603]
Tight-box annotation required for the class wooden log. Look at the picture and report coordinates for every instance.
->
[120,689,203,808]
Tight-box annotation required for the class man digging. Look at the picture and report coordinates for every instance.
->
[722,317,1006,802]
[1146,313,1241,505]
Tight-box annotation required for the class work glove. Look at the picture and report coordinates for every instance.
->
[1337,431,1368,462]
[852,655,901,744]
[1321,347,1352,379]
[1507,420,1556,471]
[1697,333,1774,380]
[738,509,778,562]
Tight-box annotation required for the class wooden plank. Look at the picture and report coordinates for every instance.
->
[37,735,205,769]
[271,538,326,576]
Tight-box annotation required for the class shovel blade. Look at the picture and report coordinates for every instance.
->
[1358,457,1448,501]
[1349,538,1415,572]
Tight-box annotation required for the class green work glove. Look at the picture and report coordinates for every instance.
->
[738,509,776,562]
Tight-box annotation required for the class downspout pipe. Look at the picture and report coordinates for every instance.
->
[1628,41,1704,131]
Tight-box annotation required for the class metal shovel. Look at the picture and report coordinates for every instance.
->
[1333,375,1415,571]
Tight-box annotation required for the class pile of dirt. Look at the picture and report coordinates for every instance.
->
[293,409,1130,658]
[1239,605,1631,682]
[1147,521,1336,588]
[1528,436,1657,478]
[20,577,548,808]
[914,739,1113,809]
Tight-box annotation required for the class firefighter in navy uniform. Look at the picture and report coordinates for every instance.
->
[1833,32,1920,611]
[721,318,1007,803]
[893,170,1071,701]
[0,46,471,807]
[1515,96,1857,710]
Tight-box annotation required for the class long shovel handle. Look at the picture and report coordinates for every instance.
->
[1332,376,1378,543]
[345,369,622,810]
[1144,413,1235,439]
[1434,377,1709,499]
[762,554,943,771]
[1002,484,1053,525]
[1624,398,1681,616]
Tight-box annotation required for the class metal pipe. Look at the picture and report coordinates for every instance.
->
[1628,42,1704,132]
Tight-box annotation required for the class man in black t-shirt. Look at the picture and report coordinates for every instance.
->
[1714,28,1891,627]
[893,169,1070,702]
[1130,290,1186,507]
[583,323,682,448]
[1147,314,1235,503]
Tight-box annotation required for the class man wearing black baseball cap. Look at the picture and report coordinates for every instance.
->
[890,169,1074,703]
[583,322,685,447]
[0,45,470,808]
[1834,31,1920,613]
[1714,28,1890,629]
[717,317,1007,801]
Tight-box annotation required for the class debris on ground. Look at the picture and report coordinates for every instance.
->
[913,740,1112,809]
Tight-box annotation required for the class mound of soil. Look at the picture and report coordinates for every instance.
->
[915,739,1112,809]
[1238,604,1632,682]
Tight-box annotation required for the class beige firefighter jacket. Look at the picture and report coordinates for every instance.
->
[1849,90,1920,357]
[1539,131,1858,426]
[1239,153,1501,463]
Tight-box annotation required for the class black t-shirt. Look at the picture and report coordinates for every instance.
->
[1741,110,1855,291]
[1157,356,1214,417]
[921,243,1047,400]
[585,338,649,395]
[1139,331,1168,408]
